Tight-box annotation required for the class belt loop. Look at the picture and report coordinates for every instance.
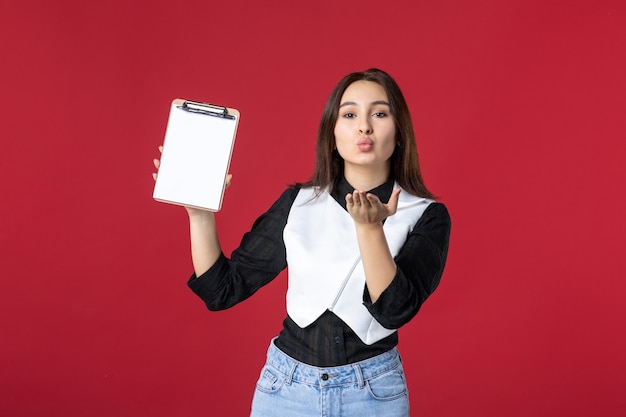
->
[352,364,365,389]
[285,361,297,385]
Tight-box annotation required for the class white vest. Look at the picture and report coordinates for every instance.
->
[283,186,433,345]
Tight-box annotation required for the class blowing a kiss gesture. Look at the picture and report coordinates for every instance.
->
[346,188,401,225]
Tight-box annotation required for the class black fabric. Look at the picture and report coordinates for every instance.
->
[188,177,451,366]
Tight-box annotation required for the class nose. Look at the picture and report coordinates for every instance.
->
[358,119,372,135]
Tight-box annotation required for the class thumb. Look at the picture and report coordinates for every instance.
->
[386,188,401,215]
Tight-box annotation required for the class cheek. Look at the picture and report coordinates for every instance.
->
[333,124,349,147]
[381,143,396,161]
[380,126,397,154]
[334,121,347,137]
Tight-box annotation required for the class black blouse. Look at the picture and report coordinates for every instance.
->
[188,176,451,366]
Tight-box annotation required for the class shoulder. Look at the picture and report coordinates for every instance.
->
[412,202,451,240]
[423,202,450,222]
[267,186,301,213]
[398,189,450,224]
[278,185,301,201]
[250,186,301,229]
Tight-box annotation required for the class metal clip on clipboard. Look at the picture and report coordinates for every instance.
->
[179,100,236,120]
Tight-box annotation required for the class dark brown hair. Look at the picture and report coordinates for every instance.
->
[298,68,435,199]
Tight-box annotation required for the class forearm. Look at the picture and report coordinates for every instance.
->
[355,222,397,302]
[188,210,222,276]
[187,188,296,310]
[364,203,452,328]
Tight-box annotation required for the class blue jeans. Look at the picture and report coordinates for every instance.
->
[250,340,410,417]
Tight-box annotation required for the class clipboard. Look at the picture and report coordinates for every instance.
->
[153,98,240,211]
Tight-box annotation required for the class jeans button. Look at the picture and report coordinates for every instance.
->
[321,373,329,381]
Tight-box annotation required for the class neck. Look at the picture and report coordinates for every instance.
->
[343,165,390,191]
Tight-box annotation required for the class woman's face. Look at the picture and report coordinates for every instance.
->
[334,80,396,178]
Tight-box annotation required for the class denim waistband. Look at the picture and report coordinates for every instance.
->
[264,339,403,388]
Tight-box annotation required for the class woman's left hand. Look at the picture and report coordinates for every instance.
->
[346,188,401,225]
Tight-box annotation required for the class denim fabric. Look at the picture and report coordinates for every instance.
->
[250,340,409,417]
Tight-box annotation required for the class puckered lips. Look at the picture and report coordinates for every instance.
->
[357,137,373,151]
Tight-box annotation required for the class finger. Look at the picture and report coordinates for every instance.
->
[358,191,372,207]
[353,190,364,204]
[345,193,354,206]
[225,173,233,188]
[386,188,401,214]
[153,158,160,169]
[158,145,163,153]
[152,172,157,181]
[365,193,380,207]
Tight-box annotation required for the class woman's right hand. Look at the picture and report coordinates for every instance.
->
[184,173,233,218]
[152,146,233,217]
[151,146,164,182]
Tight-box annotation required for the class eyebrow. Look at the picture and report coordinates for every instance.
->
[339,100,391,108]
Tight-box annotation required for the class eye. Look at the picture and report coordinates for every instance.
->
[373,112,388,118]
[342,112,356,118]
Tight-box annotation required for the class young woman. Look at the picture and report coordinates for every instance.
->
[154,68,451,416]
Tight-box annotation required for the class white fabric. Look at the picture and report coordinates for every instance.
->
[283,186,432,345]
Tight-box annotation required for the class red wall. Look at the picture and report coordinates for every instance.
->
[2,1,625,416]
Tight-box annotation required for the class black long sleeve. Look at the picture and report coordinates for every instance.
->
[187,178,450,366]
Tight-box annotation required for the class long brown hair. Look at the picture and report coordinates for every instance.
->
[298,68,435,200]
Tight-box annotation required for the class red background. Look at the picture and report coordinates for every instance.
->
[1,1,625,416]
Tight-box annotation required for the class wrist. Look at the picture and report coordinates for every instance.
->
[186,207,214,223]
[354,221,384,234]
